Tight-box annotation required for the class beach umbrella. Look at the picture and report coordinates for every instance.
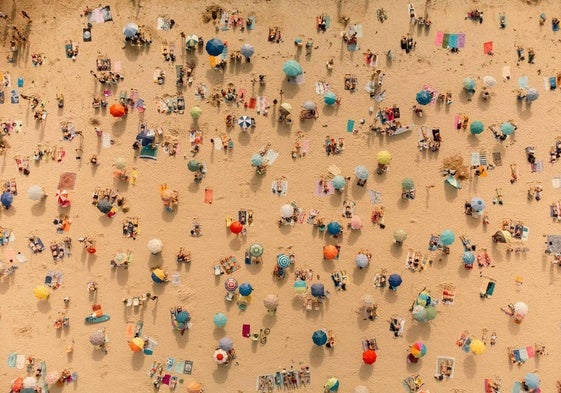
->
[89,330,106,346]
[186,34,198,49]
[151,268,166,283]
[129,337,144,352]
[388,274,402,290]
[161,189,174,203]
[493,230,512,243]
[96,198,112,214]
[225,278,239,293]
[470,197,486,212]
[1,191,13,208]
[187,381,203,393]
[280,102,292,114]
[109,103,126,118]
[365,80,377,93]
[27,185,45,201]
[239,283,253,297]
[500,122,515,135]
[190,106,202,119]
[362,349,377,364]
[229,221,244,234]
[123,22,139,38]
[327,221,341,236]
[410,342,427,358]
[147,238,163,254]
[325,377,340,391]
[213,349,229,364]
[524,373,540,389]
[513,302,528,316]
[412,305,427,321]
[294,280,307,294]
[354,165,369,180]
[114,157,127,170]
[415,90,431,105]
[251,153,264,167]
[323,245,339,260]
[353,386,369,393]
[324,92,337,105]
[417,291,431,306]
[176,310,190,324]
[205,38,224,56]
[22,377,37,389]
[282,60,303,77]
[187,160,201,172]
[33,285,50,300]
[312,330,328,346]
[238,115,252,130]
[45,371,60,385]
[444,175,462,189]
[11,377,23,392]
[440,229,455,246]
[401,178,415,191]
[483,75,497,87]
[394,229,408,243]
[377,150,392,165]
[362,294,375,306]
[280,204,294,218]
[332,175,346,190]
[218,337,234,351]
[303,101,317,111]
[277,254,291,268]
[470,121,484,135]
[355,254,369,268]
[462,77,476,91]
[525,88,539,103]
[469,339,486,355]
[350,216,362,230]
[462,251,475,266]
[213,313,227,328]
[424,305,437,321]
[263,294,279,310]
[249,243,264,257]
[240,43,254,58]
[310,282,325,297]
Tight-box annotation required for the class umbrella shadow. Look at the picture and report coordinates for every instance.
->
[91,349,107,361]
[111,117,128,137]
[130,352,146,371]
[237,130,252,147]
[212,365,230,383]
[187,181,201,193]
[390,243,404,258]
[462,355,477,378]
[114,267,130,286]
[351,268,367,285]
[309,346,325,367]
[262,313,278,327]
[36,300,51,314]
[350,183,368,200]
[249,174,263,192]
[291,296,304,311]
[346,229,361,245]
[161,208,177,223]
[148,253,163,268]
[358,363,374,380]
[229,236,243,251]
[98,215,113,227]
[443,183,459,202]
[405,321,432,341]
[383,289,399,305]
[205,68,225,86]
[174,329,190,349]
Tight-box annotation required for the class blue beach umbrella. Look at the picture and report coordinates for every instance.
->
[294,280,307,294]
[388,274,402,290]
[500,122,515,135]
[251,153,264,167]
[277,254,291,269]
[440,229,455,246]
[470,197,486,212]
[462,251,475,266]
[310,283,325,297]
[282,60,303,77]
[205,38,225,56]
[354,165,369,180]
[324,92,337,105]
[462,77,476,91]
[1,191,14,208]
[470,121,484,135]
[240,43,254,58]
[444,175,462,189]
[176,311,190,323]
[213,313,227,328]
[312,330,328,346]
[416,90,431,105]
[238,115,252,129]
[218,337,234,351]
[327,221,341,235]
[123,23,139,38]
[525,88,539,103]
[332,175,346,190]
[355,254,369,268]
[239,283,253,297]
[524,373,540,389]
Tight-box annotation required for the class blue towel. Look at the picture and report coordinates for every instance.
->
[7,353,16,368]
[347,43,360,51]
[512,381,522,393]
[518,76,529,89]
[325,16,331,28]
[347,120,355,132]
[550,76,557,90]
[448,34,458,49]
[553,22,560,32]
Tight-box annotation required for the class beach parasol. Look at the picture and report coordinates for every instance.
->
[238,115,252,130]
[462,251,475,266]
[109,103,126,118]
[500,122,515,135]
[525,88,539,103]
[187,381,203,393]
[354,165,369,180]
[294,280,307,294]
[27,185,45,201]
[218,337,234,351]
[229,221,244,234]
[444,175,462,189]
[240,43,254,58]
[280,204,294,218]
[213,313,227,328]
[89,330,106,346]
[350,216,362,230]
[129,337,144,352]
[376,150,392,165]
[401,178,415,191]
[332,175,346,190]
[355,254,369,268]
[462,77,476,91]
[492,230,511,243]
[239,283,253,296]
[353,386,369,393]
[185,34,198,49]
[323,92,337,105]
[513,302,528,316]
[424,305,437,321]
[187,160,201,172]
[362,349,377,364]
[415,90,431,105]
[310,282,325,297]
[323,245,339,260]
[277,254,291,268]
[147,238,163,254]
[1,191,13,208]
[123,23,139,38]
[190,106,202,119]
[440,229,456,245]
[161,189,174,203]
[33,285,50,300]
[249,243,264,257]
[388,274,402,290]
[213,349,229,364]
[176,310,191,323]
[11,378,23,392]
[114,157,127,170]
[280,102,292,114]
[205,38,225,56]
[151,268,166,283]
[394,229,408,243]
[362,294,375,306]
[483,75,497,87]
[263,294,279,310]
[412,305,427,321]
[470,197,486,212]
[251,153,264,167]
[524,373,540,389]
[282,60,303,77]
[410,341,427,358]
[312,329,328,346]
[22,377,37,389]
[224,278,238,292]
[470,121,484,135]
[303,101,317,111]
[45,371,60,385]
[96,198,112,214]
[327,221,341,236]
[469,339,486,355]
[325,377,340,391]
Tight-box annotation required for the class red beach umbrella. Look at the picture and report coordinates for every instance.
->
[362,349,377,364]
[229,221,244,234]
[110,103,126,118]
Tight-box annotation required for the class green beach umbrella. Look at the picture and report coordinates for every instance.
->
[190,106,202,119]
[249,243,264,257]
[470,121,484,135]
[401,178,415,190]
[282,60,303,77]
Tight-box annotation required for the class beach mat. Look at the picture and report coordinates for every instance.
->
[483,41,493,54]
[502,66,511,80]
[347,120,355,132]
[442,33,450,48]
[434,31,444,46]
[204,188,213,204]
[315,179,334,196]
[457,33,465,48]
[518,76,529,89]
[140,145,158,160]
[448,34,458,49]
[58,172,77,190]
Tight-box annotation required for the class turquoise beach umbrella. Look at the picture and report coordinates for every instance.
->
[325,377,340,391]
[470,121,484,135]
[440,229,455,246]
[401,178,415,191]
[415,90,431,105]
[324,92,337,105]
[500,122,515,135]
[282,60,303,77]
[462,77,476,91]
[462,251,475,265]
[213,313,227,328]
[332,175,346,190]
[293,280,307,294]
[251,153,264,167]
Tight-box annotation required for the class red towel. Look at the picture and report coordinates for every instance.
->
[483,41,493,54]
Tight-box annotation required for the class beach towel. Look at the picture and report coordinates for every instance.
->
[102,133,112,148]
[4,247,15,261]
[457,33,465,48]
[492,152,502,166]
[315,82,325,95]
[16,354,25,369]
[434,31,444,46]
[257,96,269,113]
[263,149,279,165]
[2,73,11,88]
[471,152,480,166]
[518,76,529,89]
[422,84,438,103]
[7,353,16,368]
[315,179,334,196]
[204,188,213,204]
[553,176,561,188]
[220,11,230,30]
[302,140,311,154]
[139,145,158,160]
[247,16,256,30]
[10,90,19,104]
[347,120,355,133]
[113,60,122,72]
[550,76,557,90]
[435,356,455,378]
[442,33,450,48]
[15,252,26,263]
[58,172,77,190]
[271,180,288,195]
[248,97,257,109]
[347,43,360,51]
[88,6,112,23]
[502,66,511,80]
[157,17,172,30]
[448,34,458,49]
[531,161,544,172]
[368,190,382,204]
[543,77,551,91]
[554,21,560,32]
[483,41,493,54]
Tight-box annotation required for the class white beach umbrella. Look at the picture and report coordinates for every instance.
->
[482,75,497,88]
[147,238,163,254]
[280,204,294,218]
[27,185,45,201]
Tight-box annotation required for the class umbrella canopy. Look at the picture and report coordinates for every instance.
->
[114,157,127,170]
[240,43,254,58]
[394,229,408,243]
[22,377,37,389]
[416,90,431,105]
[45,371,60,385]
[355,253,369,268]
[294,280,307,294]
[277,254,291,268]
[469,339,486,355]
[388,274,402,289]
[483,75,497,87]
[190,106,202,119]
[470,121,484,135]
[33,285,50,300]
[205,38,225,56]
[89,330,106,346]
[412,305,427,321]
[229,221,244,234]
[176,310,191,323]
[129,337,144,352]
[327,221,341,236]
[251,153,264,167]
[11,377,23,392]
[312,329,328,346]
[151,268,166,283]
[238,115,252,129]
[513,302,528,316]
[161,189,175,203]
[213,349,229,364]
[500,122,515,135]
[188,160,201,172]
[147,238,163,254]
[185,34,198,48]
[27,185,45,201]
[324,92,337,105]
[1,191,13,207]
[213,312,227,328]
[310,282,325,297]
[303,100,317,111]
[362,349,377,364]
[493,230,512,243]
[376,150,392,165]
[239,283,253,296]
[123,22,139,37]
[323,245,339,260]
[462,77,476,91]
[332,175,346,190]
[263,294,279,310]
[362,294,375,306]
[353,386,370,393]
[279,102,292,114]
[354,165,369,180]
[401,178,415,191]
[249,243,264,257]
[440,229,455,246]
[424,305,438,321]
[187,381,203,393]
[282,60,303,77]
[524,373,540,389]
[325,377,340,391]
[462,251,475,265]
[280,204,295,218]
[218,337,234,351]
[525,88,539,102]
[350,216,362,230]
[444,175,462,189]
[224,278,238,292]
[410,341,427,358]
[109,103,126,118]
[470,197,486,212]
[97,198,113,214]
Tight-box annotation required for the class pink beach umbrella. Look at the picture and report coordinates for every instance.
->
[350,216,362,230]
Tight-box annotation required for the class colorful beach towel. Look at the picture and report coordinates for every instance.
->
[347,120,355,133]
[257,96,269,113]
[58,172,77,190]
[157,17,172,30]
[457,33,465,48]
[448,34,458,49]
[434,31,444,46]
[315,179,334,196]
[87,6,112,23]
[483,41,493,54]
[139,145,158,160]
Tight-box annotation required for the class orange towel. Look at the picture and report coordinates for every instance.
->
[204,188,213,204]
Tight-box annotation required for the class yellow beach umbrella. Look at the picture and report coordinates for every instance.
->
[469,339,486,355]
[33,285,50,300]
[376,150,392,165]
[129,337,144,352]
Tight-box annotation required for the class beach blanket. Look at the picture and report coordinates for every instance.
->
[315,179,334,196]
[204,188,213,204]
[502,66,511,80]
[272,180,288,196]
[247,16,256,30]
[139,145,158,160]
[448,34,458,49]
[263,149,279,165]
[457,33,465,48]
[220,11,230,31]
[87,6,112,23]
[1,73,10,88]
[257,96,269,113]
[435,356,455,378]
[368,190,382,204]
[58,172,77,190]
[518,76,529,89]
[434,31,444,46]
[157,17,172,30]
[315,82,326,95]
[347,120,355,133]
[302,140,311,154]
[349,24,363,38]
[552,176,561,189]
[531,161,544,172]
[483,41,493,55]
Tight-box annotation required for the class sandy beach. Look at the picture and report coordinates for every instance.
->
[1,0,561,392]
